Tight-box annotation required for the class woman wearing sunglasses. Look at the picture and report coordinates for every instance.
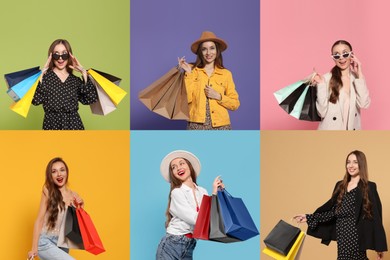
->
[32,39,98,130]
[312,40,370,130]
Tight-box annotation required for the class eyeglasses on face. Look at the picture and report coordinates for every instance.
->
[52,53,69,61]
[331,52,352,60]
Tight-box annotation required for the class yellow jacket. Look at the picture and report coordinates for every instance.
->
[185,67,240,127]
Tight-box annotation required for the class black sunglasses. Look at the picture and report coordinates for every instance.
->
[331,52,352,60]
[52,53,70,61]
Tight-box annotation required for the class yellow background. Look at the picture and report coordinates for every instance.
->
[261,131,390,259]
[0,131,129,259]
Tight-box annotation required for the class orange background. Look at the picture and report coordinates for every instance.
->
[0,131,129,259]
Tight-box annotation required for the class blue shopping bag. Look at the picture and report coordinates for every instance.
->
[217,189,259,241]
[5,67,41,101]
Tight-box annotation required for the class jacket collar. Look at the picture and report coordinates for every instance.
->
[198,66,224,76]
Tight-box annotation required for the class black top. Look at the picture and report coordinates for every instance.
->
[32,70,98,130]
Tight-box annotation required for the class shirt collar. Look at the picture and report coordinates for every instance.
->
[181,183,199,191]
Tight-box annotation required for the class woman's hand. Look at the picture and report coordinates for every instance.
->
[178,56,192,73]
[73,194,84,208]
[350,53,362,79]
[27,250,37,259]
[310,73,324,85]
[293,214,307,223]
[377,252,384,260]
[205,85,222,100]
[40,54,52,83]
[212,175,224,195]
[69,53,88,81]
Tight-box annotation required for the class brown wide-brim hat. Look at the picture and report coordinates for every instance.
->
[160,150,201,182]
[191,31,228,54]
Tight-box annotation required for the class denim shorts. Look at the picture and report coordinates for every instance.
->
[156,233,197,260]
[38,234,75,260]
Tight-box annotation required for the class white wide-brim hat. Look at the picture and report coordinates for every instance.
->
[160,150,201,182]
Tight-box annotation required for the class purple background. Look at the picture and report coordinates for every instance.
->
[130,0,260,130]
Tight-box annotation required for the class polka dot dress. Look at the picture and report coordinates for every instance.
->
[32,70,98,130]
[307,187,368,260]
[335,188,367,260]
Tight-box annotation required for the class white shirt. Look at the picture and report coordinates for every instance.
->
[166,183,208,235]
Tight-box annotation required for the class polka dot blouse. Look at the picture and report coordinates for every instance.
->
[32,70,98,130]
[307,187,368,260]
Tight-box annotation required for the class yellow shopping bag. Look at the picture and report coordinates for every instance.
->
[9,75,40,118]
[263,231,305,260]
[87,69,126,106]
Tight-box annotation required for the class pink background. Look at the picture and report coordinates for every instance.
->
[261,0,390,129]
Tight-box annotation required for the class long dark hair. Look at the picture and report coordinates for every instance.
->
[192,41,224,69]
[333,150,372,219]
[48,39,74,74]
[329,40,353,104]
[44,157,69,230]
[165,158,198,228]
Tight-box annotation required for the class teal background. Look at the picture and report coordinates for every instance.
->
[131,131,260,259]
[0,0,130,129]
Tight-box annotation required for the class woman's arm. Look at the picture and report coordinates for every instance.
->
[27,189,48,259]
[216,70,240,111]
[170,189,198,226]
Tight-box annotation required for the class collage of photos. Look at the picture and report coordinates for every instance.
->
[0,0,389,259]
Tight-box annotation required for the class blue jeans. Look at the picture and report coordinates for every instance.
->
[156,234,197,260]
[38,234,75,260]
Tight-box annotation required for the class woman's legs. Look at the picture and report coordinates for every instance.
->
[38,234,75,260]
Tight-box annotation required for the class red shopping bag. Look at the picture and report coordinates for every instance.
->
[76,208,105,255]
[193,195,211,240]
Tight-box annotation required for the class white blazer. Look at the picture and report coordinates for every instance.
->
[316,72,370,130]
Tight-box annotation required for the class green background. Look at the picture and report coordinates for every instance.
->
[0,0,130,129]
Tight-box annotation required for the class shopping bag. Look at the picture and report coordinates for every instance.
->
[299,85,321,121]
[209,194,241,243]
[65,206,83,244]
[57,207,84,249]
[274,73,321,122]
[263,231,306,260]
[4,67,41,101]
[87,72,119,115]
[76,207,105,255]
[87,69,126,106]
[263,220,301,256]
[216,189,259,241]
[9,73,41,118]
[138,67,189,120]
[193,195,211,240]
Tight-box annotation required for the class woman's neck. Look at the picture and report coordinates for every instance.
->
[349,175,360,185]
[341,68,350,77]
[53,67,68,75]
[182,178,195,189]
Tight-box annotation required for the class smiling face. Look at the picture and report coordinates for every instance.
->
[51,161,68,188]
[201,41,217,64]
[170,157,192,182]
[332,43,352,71]
[346,153,360,178]
[52,43,69,71]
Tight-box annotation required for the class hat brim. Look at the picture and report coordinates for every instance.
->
[191,38,227,54]
[160,150,201,182]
